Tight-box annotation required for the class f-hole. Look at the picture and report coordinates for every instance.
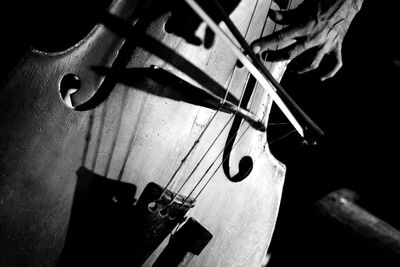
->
[59,73,81,109]
[235,156,253,182]
[223,75,257,182]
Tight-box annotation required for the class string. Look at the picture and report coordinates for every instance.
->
[171,0,274,204]
[158,0,297,204]
[191,123,252,202]
[244,0,276,135]
[160,56,249,200]
[251,0,291,120]
[161,0,269,203]
[168,69,251,202]
[158,111,224,200]
[253,0,299,145]
[213,0,296,139]
[268,129,296,146]
[81,0,294,208]
[184,0,307,137]
[158,0,269,205]
[158,77,235,198]
[188,0,296,202]
[158,1,260,198]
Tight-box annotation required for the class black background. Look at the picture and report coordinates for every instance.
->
[1,0,400,266]
[268,1,400,266]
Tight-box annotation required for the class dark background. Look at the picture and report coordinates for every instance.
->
[267,1,400,266]
[1,0,400,266]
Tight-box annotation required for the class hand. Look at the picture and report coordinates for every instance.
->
[251,0,364,81]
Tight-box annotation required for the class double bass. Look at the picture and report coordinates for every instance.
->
[0,0,320,265]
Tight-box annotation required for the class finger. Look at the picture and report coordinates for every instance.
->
[269,8,302,25]
[296,47,326,74]
[251,25,304,54]
[320,47,343,81]
[264,41,309,62]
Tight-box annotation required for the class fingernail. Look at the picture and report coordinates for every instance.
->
[253,45,261,54]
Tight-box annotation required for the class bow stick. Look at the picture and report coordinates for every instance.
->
[184,0,324,143]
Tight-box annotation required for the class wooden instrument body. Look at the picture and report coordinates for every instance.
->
[0,0,295,265]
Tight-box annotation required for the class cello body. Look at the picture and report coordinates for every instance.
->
[0,0,297,265]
